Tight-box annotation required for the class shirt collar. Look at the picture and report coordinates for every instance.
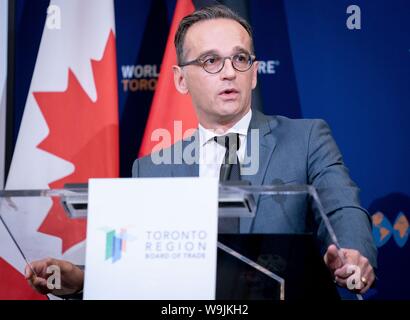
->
[198,109,252,147]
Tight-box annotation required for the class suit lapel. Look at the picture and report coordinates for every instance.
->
[243,110,277,186]
[241,110,278,233]
[171,131,199,177]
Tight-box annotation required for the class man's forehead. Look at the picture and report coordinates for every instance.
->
[183,18,251,57]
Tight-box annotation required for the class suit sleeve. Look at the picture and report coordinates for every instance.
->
[307,119,377,268]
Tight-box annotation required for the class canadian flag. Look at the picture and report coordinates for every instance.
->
[1,0,119,299]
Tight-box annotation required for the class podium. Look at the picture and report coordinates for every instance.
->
[0,183,340,300]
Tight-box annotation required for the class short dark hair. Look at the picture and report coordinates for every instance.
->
[174,4,254,65]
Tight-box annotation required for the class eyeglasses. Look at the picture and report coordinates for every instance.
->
[179,52,256,74]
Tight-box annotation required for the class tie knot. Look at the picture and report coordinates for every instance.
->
[214,133,240,169]
[213,133,240,151]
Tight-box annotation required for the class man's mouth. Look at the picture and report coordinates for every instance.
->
[218,88,239,99]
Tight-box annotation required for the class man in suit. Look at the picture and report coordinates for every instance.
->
[26,4,376,296]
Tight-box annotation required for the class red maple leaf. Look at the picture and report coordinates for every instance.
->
[0,258,47,300]
[33,31,119,253]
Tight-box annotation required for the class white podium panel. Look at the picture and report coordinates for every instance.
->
[84,177,219,300]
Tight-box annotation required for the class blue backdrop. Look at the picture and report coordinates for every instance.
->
[10,0,410,299]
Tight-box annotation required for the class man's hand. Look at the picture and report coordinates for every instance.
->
[324,244,375,294]
[25,258,84,296]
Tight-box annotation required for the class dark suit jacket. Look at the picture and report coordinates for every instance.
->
[132,110,377,268]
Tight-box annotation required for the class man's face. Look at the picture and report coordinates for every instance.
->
[174,18,258,129]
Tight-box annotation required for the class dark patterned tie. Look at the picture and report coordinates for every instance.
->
[214,133,241,181]
[214,133,240,233]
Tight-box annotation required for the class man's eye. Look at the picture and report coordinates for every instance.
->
[204,56,220,65]
[234,53,248,63]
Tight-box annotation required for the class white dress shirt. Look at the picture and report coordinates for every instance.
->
[198,109,252,178]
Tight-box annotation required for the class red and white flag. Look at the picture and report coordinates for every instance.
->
[1,0,119,299]
[139,0,196,157]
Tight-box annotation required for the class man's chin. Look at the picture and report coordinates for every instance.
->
[213,107,246,125]
[216,102,242,116]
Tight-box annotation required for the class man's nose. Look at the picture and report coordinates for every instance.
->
[219,58,236,80]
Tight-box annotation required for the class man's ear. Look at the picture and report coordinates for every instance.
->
[251,61,259,90]
[173,65,189,94]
